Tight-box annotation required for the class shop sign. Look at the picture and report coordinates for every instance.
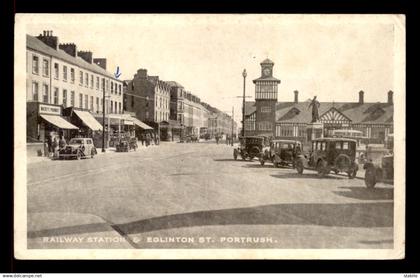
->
[39,104,61,115]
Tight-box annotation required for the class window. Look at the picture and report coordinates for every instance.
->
[32,56,39,74]
[63,89,67,107]
[70,68,75,83]
[42,59,49,76]
[312,141,316,151]
[53,88,59,104]
[298,126,306,137]
[90,96,94,111]
[96,77,99,90]
[63,66,67,81]
[85,95,88,109]
[79,93,83,108]
[90,75,94,88]
[110,101,113,113]
[85,73,89,87]
[261,106,271,113]
[70,91,75,107]
[54,63,59,79]
[42,84,49,103]
[96,97,99,112]
[131,95,134,107]
[111,82,114,94]
[119,84,122,95]
[32,82,39,101]
[114,102,117,114]
[79,71,83,85]
[106,80,109,91]
[119,102,121,114]
[335,142,342,149]
[280,125,293,137]
[343,142,349,150]
[321,142,326,151]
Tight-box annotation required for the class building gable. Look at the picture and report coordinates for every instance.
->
[319,107,351,123]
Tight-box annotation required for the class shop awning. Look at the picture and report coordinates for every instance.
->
[129,116,154,130]
[73,110,103,131]
[40,115,79,130]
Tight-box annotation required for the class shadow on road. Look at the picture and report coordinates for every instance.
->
[114,202,393,235]
[28,202,393,238]
[213,158,239,162]
[271,173,343,180]
[333,186,394,201]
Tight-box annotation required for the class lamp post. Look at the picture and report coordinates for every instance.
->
[242,69,247,137]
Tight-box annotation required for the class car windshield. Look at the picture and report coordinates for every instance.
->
[69,139,84,144]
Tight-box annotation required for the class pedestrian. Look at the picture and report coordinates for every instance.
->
[47,132,53,156]
[52,136,59,158]
[154,132,158,145]
[216,134,219,145]
[146,133,151,147]
[140,133,145,146]
[156,133,160,145]
[59,135,67,149]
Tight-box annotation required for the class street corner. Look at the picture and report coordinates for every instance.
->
[27,212,133,249]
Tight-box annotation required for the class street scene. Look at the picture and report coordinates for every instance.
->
[16,14,404,255]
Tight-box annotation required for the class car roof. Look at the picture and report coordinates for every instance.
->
[271,139,301,144]
[312,137,357,143]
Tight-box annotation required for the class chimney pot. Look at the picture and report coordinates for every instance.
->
[359,90,364,104]
[293,90,299,103]
[388,90,393,104]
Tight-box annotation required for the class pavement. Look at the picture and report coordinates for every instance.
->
[27,141,394,249]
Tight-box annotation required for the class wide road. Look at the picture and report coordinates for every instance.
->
[27,141,394,249]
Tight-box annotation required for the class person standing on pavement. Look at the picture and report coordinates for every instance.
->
[59,135,67,149]
[145,133,151,147]
[52,136,59,158]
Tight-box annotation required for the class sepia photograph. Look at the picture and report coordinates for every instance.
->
[14,14,405,259]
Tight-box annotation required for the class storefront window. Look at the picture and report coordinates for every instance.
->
[32,56,39,74]
[53,88,59,104]
[43,84,49,103]
[63,90,67,108]
[32,82,39,101]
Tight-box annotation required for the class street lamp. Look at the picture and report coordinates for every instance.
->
[242,69,247,137]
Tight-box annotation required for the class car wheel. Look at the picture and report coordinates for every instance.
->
[296,159,304,174]
[365,167,377,188]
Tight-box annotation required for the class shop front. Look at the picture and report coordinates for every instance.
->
[27,102,79,157]
[93,113,136,148]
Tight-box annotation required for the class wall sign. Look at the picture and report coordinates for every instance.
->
[39,104,61,115]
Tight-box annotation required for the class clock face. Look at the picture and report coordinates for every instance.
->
[263,67,271,77]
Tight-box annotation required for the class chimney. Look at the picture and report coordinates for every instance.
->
[77,51,93,64]
[93,58,107,70]
[59,43,77,57]
[359,90,364,104]
[37,30,59,50]
[294,90,299,103]
[388,90,393,104]
[136,69,148,79]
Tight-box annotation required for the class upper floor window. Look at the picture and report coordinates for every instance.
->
[42,59,49,77]
[54,63,59,79]
[79,71,83,85]
[32,56,39,74]
[63,66,67,81]
[63,89,68,108]
[32,82,39,101]
[53,87,59,104]
[85,73,89,87]
[90,75,94,88]
[79,93,83,109]
[70,91,75,107]
[70,68,75,83]
[111,82,114,94]
[96,77,99,90]
[42,84,49,103]
[119,84,122,95]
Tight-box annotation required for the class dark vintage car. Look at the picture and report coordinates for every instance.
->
[295,138,359,178]
[364,152,393,188]
[233,136,270,161]
[58,138,97,160]
[116,137,138,152]
[259,139,303,167]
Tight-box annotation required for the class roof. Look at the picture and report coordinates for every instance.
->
[312,138,358,143]
[27,35,120,81]
[166,81,184,88]
[261,58,274,64]
[253,76,281,83]
[245,101,393,125]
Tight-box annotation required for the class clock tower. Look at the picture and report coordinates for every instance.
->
[253,58,280,137]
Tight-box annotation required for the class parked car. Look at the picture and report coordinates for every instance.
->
[259,139,303,167]
[233,136,269,161]
[295,138,358,178]
[185,134,198,143]
[364,151,393,188]
[58,137,97,160]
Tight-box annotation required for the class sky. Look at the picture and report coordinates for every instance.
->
[22,14,403,123]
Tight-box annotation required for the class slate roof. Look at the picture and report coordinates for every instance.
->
[27,34,119,81]
[166,81,184,88]
[245,101,393,125]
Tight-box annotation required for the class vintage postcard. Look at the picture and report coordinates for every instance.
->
[14,14,405,259]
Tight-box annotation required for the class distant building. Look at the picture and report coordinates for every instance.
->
[244,58,394,144]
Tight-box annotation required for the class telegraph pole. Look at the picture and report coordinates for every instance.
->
[102,78,105,152]
[242,69,247,137]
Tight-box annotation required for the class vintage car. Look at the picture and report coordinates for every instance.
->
[295,138,359,178]
[233,136,270,161]
[58,137,97,160]
[363,147,393,188]
[116,137,138,152]
[259,140,303,167]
